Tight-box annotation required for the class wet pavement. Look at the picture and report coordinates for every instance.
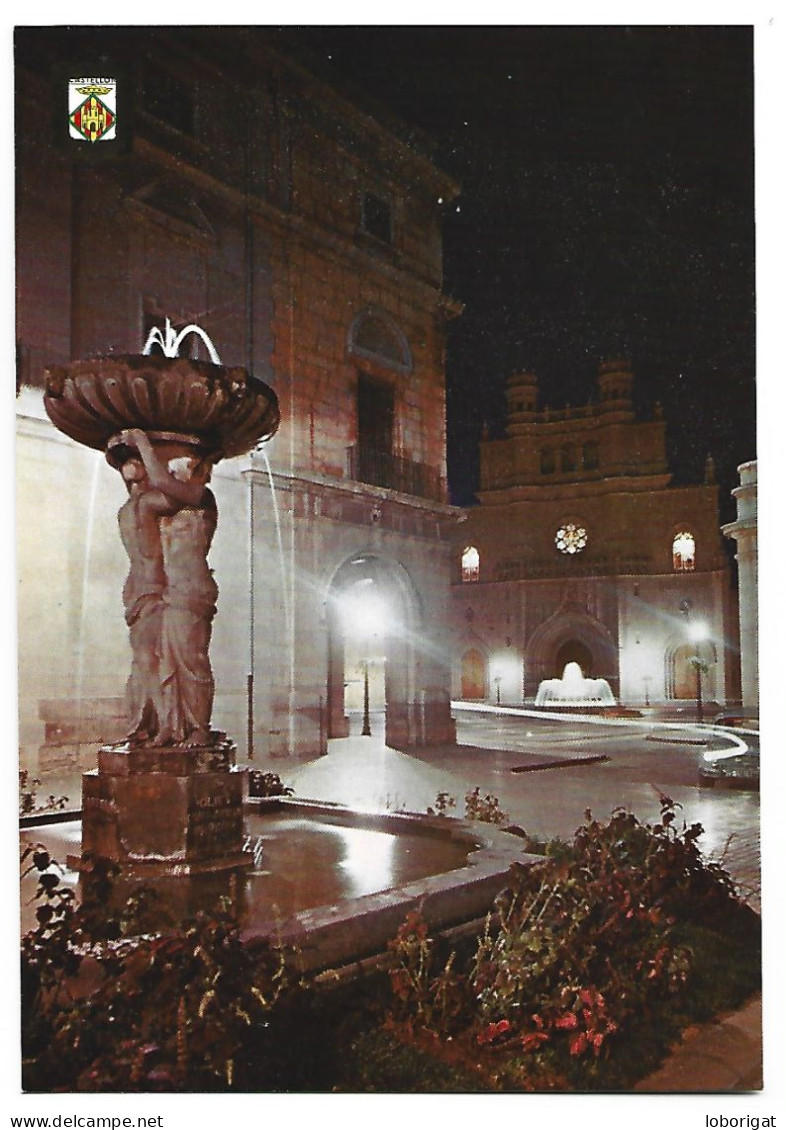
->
[287,705,761,910]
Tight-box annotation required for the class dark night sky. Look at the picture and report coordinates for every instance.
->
[284,26,756,519]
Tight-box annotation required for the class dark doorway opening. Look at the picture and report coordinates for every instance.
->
[555,639,594,676]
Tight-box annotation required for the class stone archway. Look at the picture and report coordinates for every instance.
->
[326,553,437,749]
[524,611,618,700]
[666,639,717,701]
[670,643,696,699]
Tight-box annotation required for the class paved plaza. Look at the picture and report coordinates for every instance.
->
[286,704,761,910]
[33,703,762,910]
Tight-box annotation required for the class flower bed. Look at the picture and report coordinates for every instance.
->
[20,798,760,1092]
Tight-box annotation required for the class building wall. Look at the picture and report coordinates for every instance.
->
[15,28,461,772]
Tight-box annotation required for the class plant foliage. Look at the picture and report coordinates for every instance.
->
[21,849,293,1091]
[383,798,760,1090]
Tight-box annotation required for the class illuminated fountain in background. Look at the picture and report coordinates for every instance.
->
[535,661,616,709]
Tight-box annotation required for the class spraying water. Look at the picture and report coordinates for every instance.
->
[535,661,616,707]
[142,318,222,364]
[75,450,104,720]
[257,444,291,638]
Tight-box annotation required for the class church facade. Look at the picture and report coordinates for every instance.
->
[451,360,739,709]
[15,28,461,773]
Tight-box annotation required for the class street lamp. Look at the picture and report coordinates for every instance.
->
[362,659,371,736]
[643,675,652,708]
[494,675,501,705]
[340,582,389,738]
[689,621,709,723]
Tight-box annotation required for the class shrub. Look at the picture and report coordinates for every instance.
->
[247,771,294,798]
[463,786,508,825]
[21,849,294,1092]
[426,787,509,825]
[19,769,69,816]
[383,798,760,1090]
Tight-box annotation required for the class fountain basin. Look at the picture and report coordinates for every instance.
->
[43,355,280,462]
[21,798,530,974]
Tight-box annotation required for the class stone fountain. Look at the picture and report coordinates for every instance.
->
[534,661,616,709]
[43,325,280,876]
[33,323,532,971]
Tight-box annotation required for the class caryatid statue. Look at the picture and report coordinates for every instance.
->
[110,428,219,748]
[43,342,280,753]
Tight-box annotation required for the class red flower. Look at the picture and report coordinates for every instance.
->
[477,1019,512,1045]
[570,1032,589,1057]
[521,1031,550,1053]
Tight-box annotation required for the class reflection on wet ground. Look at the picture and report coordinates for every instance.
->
[416,710,761,910]
[20,812,474,934]
[241,813,471,919]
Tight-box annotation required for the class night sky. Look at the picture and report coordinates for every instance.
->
[284,26,756,519]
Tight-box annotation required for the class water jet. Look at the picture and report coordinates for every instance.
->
[534,661,616,710]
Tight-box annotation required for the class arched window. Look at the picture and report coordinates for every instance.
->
[540,447,555,474]
[348,309,412,374]
[673,531,696,572]
[461,546,480,583]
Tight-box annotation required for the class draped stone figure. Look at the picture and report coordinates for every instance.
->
[113,428,217,747]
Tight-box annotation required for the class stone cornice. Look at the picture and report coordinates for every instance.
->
[242,463,463,520]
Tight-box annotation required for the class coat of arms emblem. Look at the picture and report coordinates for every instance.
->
[68,77,117,142]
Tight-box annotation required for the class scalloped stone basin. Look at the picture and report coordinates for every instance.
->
[43,354,280,462]
[21,800,530,973]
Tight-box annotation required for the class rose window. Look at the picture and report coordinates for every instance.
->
[555,523,588,555]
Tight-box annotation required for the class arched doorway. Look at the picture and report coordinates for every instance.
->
[460,649,486,699]
[667,641,716,701]
[671,643,696,699]
[524,610,619,700]
[326,553,422,748]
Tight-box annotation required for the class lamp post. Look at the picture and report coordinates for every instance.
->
[689,621,709,723]
[362,659,371,736]
[340,581,388,739]
[494,675,501,705]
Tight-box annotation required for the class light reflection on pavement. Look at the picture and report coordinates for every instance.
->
[413,708,761,910]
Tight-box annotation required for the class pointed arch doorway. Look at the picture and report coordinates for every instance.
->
[555,639,594,677]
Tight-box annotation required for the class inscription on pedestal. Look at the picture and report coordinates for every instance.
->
[80,737,251,876]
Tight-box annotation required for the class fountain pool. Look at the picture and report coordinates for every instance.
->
[21,798,529,973]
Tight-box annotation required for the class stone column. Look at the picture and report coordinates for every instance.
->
[722,460,758,713]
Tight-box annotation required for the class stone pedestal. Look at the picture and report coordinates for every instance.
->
[78,733,251,877]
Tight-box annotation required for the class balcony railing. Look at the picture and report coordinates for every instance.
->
[347,444,443,503]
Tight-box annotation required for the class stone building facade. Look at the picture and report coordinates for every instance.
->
[451,360,739,708]
[15,28,461,772]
